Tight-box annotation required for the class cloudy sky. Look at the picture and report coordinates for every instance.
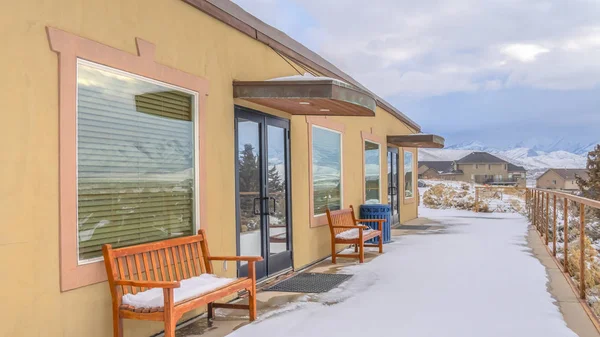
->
[232,0,600,149]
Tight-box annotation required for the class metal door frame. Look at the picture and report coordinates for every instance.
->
[234,105,293,279]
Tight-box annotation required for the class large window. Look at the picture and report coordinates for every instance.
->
[76,61,196,262]
[312,126,342,216]
[364,141,381,203]
[404,151,414,199]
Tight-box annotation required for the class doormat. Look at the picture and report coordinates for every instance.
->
[393,225,431,230]
[264,273,352,293]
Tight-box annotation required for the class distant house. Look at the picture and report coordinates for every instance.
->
[418,161,454,179]
[508,163,527,180]
[418,151,527,187]
[536,169,588,191]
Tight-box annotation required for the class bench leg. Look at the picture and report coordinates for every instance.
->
[359,241,365,263]
[207,302,214,321]
[111,310,123,337]
[354,244,358,253]
[331,241,337,264]
[249,288,257,321]
[378,235,383,254]
[248,261,258,321]
[163,289,176,337]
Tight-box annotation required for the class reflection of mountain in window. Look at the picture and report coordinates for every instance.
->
[312,126,342,215]
[404,151,414,198]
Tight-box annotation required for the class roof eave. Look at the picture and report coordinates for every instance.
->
[183,0,421,131]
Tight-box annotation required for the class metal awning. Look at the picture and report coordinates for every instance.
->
[387,134,445,148]
[233,77,376,116]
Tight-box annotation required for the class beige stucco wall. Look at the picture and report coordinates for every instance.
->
[536,170,565,190]
[564,179,579,190]
[0,1,419,337]
[457,163,508,182]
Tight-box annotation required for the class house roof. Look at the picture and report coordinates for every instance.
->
[507,163,527,172]
[456,152,507,164]
[543,169,589,180]
[183,0,421,131]
[419,161,454,172]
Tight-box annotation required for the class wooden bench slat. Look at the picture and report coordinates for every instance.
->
[189,243,200,276]
[171,247,181,281]
[117,257,129,294]
[184,244,194,277]
[156,250,166,282]
[195,241,206,274]
[126,256,138,294]
[178,246,188,279]
[199,238,212,274]
[134,254,145,291]
[162,248,173,282]
[142,252,152,282]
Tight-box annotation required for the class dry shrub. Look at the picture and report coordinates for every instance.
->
[566,236,600,312]
[423,184,478,211]
[509,199,525,214]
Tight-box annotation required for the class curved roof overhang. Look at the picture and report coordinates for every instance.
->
[387,134,445,148]
[233,79,377,116]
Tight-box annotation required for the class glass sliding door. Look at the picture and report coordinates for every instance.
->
[387,148,400,225]
[235,106,292,279]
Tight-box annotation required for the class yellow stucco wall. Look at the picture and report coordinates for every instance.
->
[0,1,418,336]
[456,163,509,181]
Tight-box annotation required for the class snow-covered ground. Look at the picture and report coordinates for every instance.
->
[229,207,576,337]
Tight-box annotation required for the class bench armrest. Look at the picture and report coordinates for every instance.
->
[332,225,368,229]
[208,256,264,262]
[356,219,384,231]
[114,280,181,289]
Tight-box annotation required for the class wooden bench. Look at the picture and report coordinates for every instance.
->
[326,205,384,263]
[102,229,262,337]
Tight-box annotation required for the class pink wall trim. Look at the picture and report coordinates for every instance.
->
[47,27,209,291]
[305,117,345,227]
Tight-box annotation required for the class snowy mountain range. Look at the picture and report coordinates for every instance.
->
[420,139,596,177]
[446,138,598,156]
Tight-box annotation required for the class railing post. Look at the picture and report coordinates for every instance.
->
[539,191,544,233]
[527,189,531,217]
[545,192,550,245]
[534,190,538,231]
[579,203,586,299]
[564,198,569,273]
[475,188,479,213]
[553,194,557,256]
[541,192,545,235]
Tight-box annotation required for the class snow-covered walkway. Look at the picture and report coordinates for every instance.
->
[229,207,577,337]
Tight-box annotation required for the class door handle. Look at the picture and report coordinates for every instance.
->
[269,197,277,215]
[253,197,261,215]
[388,186,397,195]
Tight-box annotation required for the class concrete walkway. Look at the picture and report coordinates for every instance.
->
[528,227,600,337]
[170,208,599,337]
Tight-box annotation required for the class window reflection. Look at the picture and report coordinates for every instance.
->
[312,126,342,215]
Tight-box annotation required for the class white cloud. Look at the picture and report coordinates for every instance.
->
[234,0,600,98]
[500,44,550,62]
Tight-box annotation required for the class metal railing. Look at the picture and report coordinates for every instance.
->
[527,188,600,323]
